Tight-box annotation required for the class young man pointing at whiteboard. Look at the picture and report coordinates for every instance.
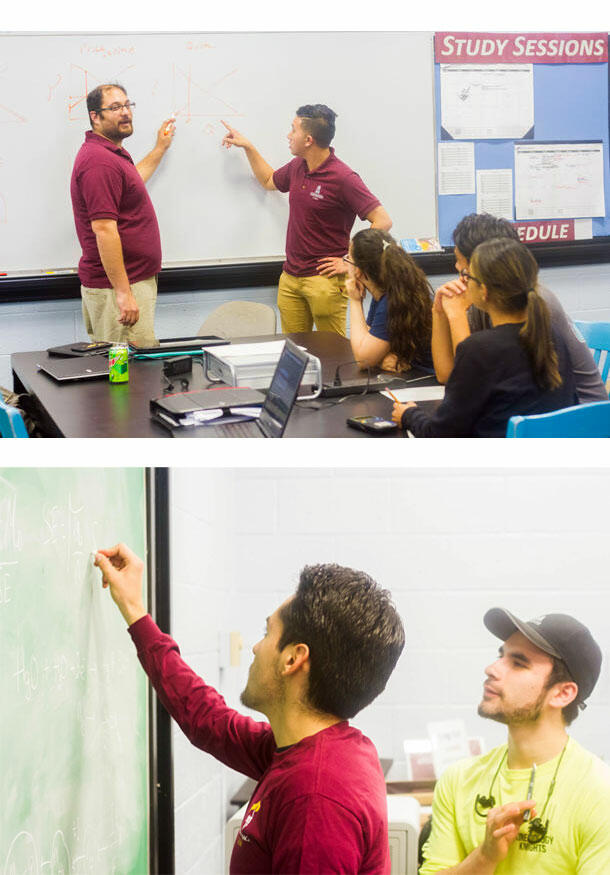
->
[70,83,175,346]
[95,542,404,874]
[222,105,392,336]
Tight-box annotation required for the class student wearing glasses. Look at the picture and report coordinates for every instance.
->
[344,228,434,373]
[221,105,391,337]
[70,84,175,345]
[420,609,610,874]
[391,238,577,437]
[431,213,606,402]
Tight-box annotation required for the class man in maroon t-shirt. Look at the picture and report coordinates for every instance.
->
[70,83,175,345]
[222,105,392,336]
[95,542,405,874]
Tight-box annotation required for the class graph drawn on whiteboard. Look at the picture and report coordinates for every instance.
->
[0,66,27,124]
[171,63,242,125]
[47,73,62,102]
[67,63,137,122]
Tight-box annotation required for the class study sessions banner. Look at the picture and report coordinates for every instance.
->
[434,33,608,65]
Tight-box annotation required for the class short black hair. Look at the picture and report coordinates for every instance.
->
[296,104,337,148]
[86,83,127,128]
[278,564,405,719]
[452,213,519,260]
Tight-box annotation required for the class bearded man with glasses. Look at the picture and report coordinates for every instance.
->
[70,83,175,346]
[420,609,610,874]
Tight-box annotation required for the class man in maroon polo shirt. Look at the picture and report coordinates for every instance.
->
[94,542,405,874]
[222,105,392,336]
[70,83,175,345]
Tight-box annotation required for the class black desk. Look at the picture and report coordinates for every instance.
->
[11,332,439,438]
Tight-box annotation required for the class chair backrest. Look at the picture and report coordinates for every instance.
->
[0,399,29,438]
[197,301,277,339]
[506,401,610,437]
[573,320,610,382]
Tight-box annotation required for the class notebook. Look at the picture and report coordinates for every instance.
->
[164,339,309,438]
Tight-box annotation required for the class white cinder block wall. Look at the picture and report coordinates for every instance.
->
[169,467,610,874]
[3,260,610,389]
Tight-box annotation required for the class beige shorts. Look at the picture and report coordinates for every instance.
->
[80,275,158,347]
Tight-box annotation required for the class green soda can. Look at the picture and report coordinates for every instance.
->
[109,343,129,383]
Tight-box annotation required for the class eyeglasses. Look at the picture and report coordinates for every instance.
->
[99,101,136,114]
[343,255,355,265]
[460,269,482,285]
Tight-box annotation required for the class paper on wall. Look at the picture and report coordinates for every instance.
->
[438,141,475,194]
[515,142,605,220]
[440,64,534,140]
[476,168,513,220]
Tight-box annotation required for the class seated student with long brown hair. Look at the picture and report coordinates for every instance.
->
[345,228,433,373]
[391,237,577,437]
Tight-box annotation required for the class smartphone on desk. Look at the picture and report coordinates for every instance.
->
[347,415,397,434]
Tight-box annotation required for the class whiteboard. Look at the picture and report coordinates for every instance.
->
[0,468,149,874]
[0,32,437,273]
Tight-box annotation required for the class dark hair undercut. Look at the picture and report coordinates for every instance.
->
[278,564,405,720]
[296,104,337,148]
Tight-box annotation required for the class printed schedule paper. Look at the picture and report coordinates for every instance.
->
[515,142,605,220]
[440,64,534,140]
[438,142,475,194]
[476,168,513,220]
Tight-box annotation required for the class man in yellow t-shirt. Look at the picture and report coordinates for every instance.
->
[420,609,610,874]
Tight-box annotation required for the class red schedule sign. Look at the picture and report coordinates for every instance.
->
[435,33,608,64]
[514,221,577,243]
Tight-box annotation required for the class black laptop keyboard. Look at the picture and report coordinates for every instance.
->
[206,420,263,438]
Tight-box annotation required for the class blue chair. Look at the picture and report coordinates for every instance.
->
[573,321,610,384]
[506,401,610,437]
[0,398,29,438]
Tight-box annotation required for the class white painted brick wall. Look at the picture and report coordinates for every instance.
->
[169,467,610,874]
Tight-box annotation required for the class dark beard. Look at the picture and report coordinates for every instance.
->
[478,693,544,726]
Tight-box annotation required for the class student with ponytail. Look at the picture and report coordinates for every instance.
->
[345,228,433,372]
[391,238,577,437]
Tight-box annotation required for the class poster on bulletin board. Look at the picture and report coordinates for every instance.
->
[433,32,610,246]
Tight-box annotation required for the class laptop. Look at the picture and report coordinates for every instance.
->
[130,335,228,355]
[38,356,110,382]
[170,339,309,438]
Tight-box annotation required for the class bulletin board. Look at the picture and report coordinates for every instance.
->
[434,32,610,247]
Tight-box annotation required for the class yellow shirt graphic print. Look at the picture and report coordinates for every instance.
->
[420,738,610,874]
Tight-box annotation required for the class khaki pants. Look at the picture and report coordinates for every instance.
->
[277,271,347,336]
[81,276,158,346]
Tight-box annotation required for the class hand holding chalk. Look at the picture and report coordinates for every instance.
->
[94,543,147,627]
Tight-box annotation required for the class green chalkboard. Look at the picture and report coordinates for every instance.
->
[0,468,149,874]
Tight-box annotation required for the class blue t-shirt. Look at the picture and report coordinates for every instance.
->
[366,295,390,341]
[366,295,433,372]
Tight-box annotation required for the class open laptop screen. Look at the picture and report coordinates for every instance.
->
[259,340,309,437]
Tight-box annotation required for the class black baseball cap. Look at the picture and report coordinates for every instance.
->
[483,608,602,707]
